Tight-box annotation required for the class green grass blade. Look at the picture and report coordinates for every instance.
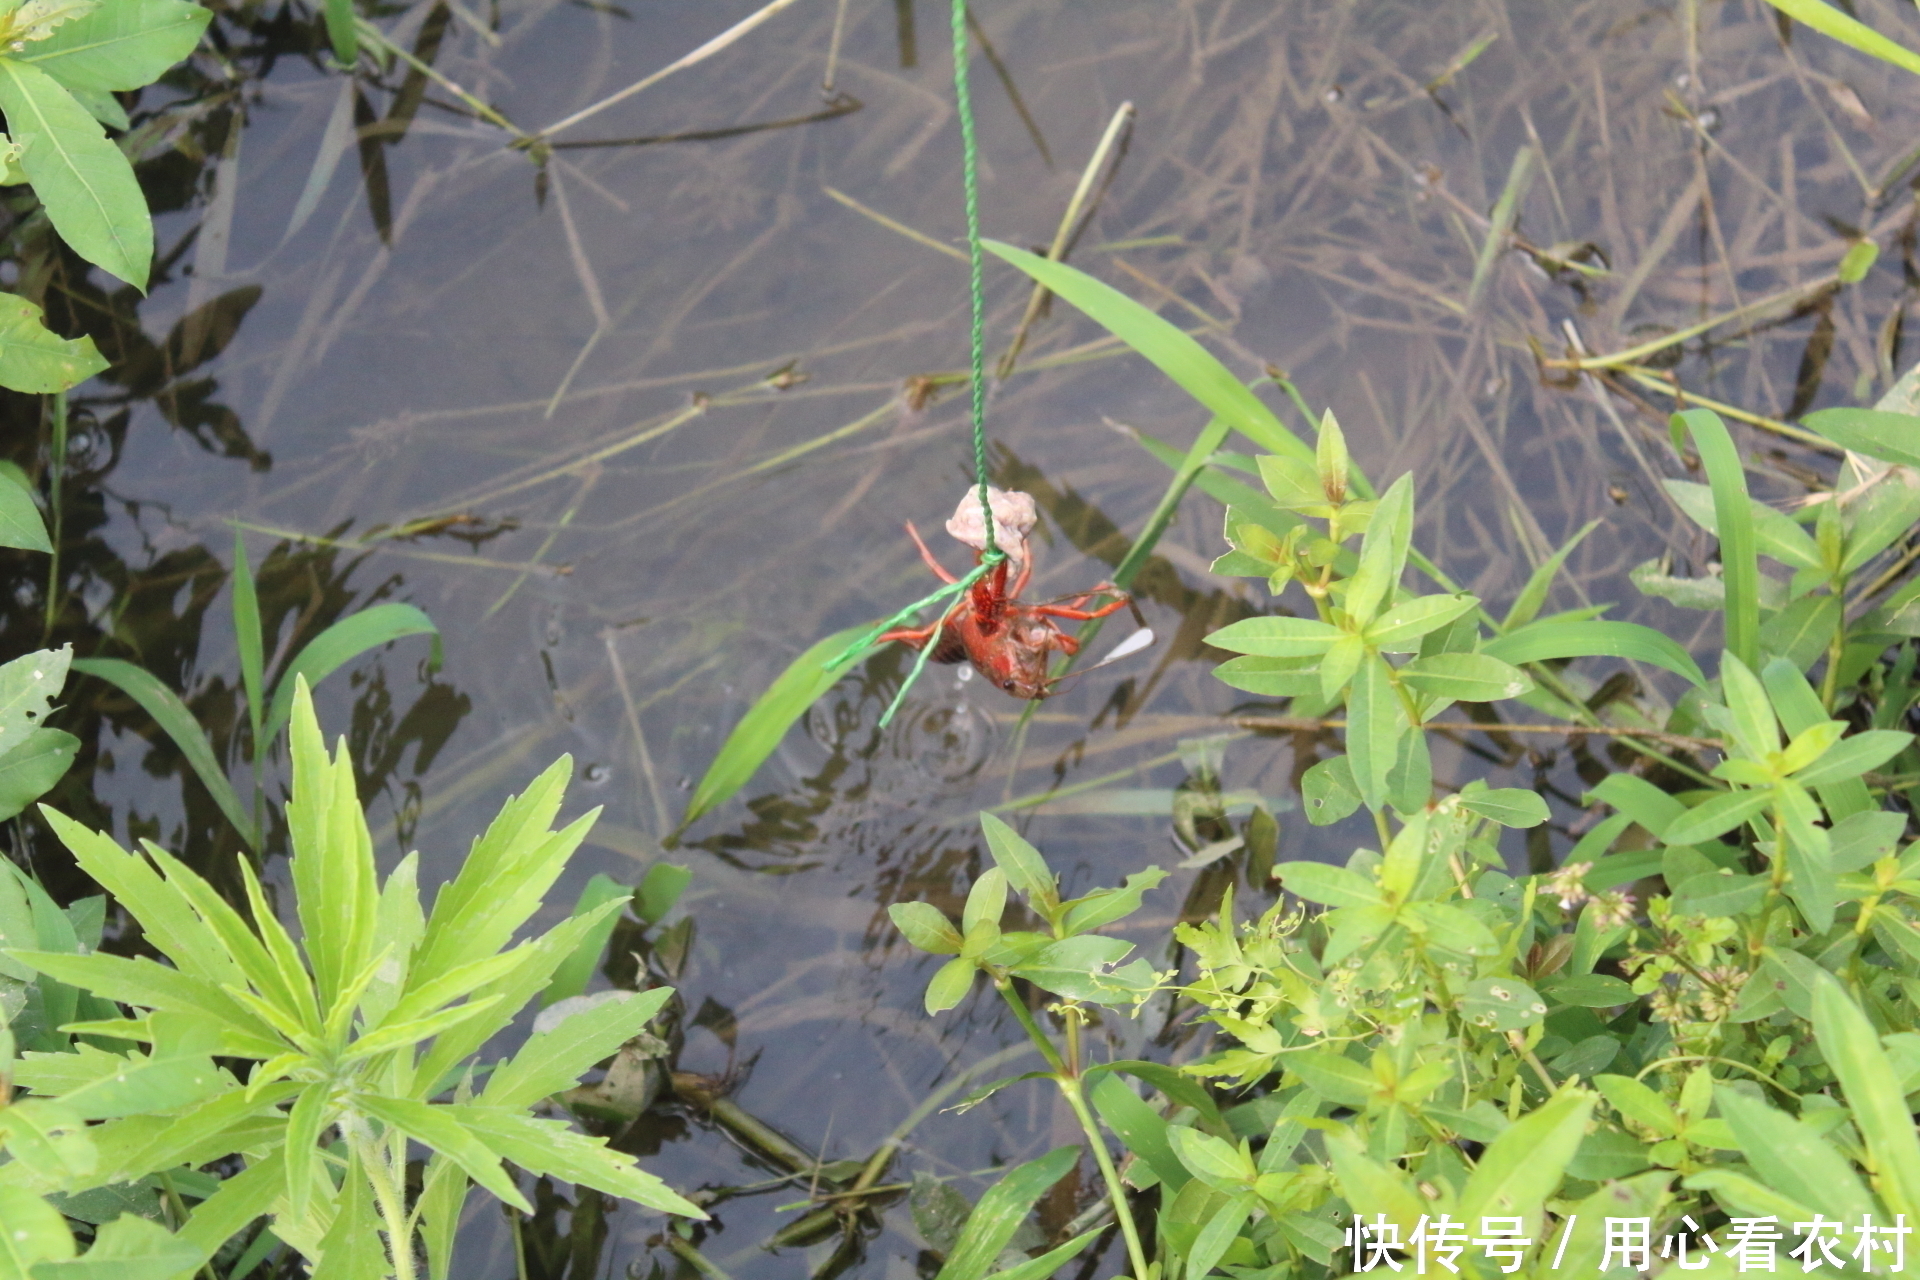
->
[69,657,257,848]
[1481,620,1706,687]
[230,529,264,749]
[1675,409,1758,671]
[679,624,879,834]
[1468,147,1534,309]
[1501,519,1599,631]
[0,60,151,289]
[983,240,1312,465]
[323,0,358,65]
[934,1146,1080,1280]
[261,601,439,750]
[1762,0,1920,76]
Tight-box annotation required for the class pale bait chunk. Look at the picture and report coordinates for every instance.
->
[946,485,1036,567]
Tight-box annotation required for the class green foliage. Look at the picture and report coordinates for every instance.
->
[72,530,441,850]
[2,679,699,1280]
[876,247,1920,1278]
[0,0,208,393]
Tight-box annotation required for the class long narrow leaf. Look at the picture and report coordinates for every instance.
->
[69,657,257,847]
[1676,409,1759,670]
[231,530,264,749]
[1761,0,1920,76]
[680,624,878,832]
[935,1146,1081,1280]
[983,241,1313,465]
[1811,972,1920,1218]
[262,602,440,750]
[1481,620,1706,687]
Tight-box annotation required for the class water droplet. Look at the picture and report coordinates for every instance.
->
[957,665,973,683]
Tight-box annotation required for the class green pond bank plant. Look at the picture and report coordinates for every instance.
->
[2,678,703,1276]
[872,242,1920,1279]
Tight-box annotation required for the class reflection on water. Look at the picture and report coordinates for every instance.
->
[9,0,1920,1274]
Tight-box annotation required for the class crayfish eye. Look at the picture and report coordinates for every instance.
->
[1003,679,1017,692]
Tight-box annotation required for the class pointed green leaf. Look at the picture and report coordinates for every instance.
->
[925,956,974,1014]
[1346,475,1413,626]
[0,728,77,821]
[1346,655,1402,809]
[1204,615,1342,657]
[890,901,963,955]
[1300,755,1362,826]
[933,1145,1080,1280]
[1365,593,1478,652]
[1272,862,1382,908]
[1398,652,1530,702]
[1661,789,1772,846]
[482,986,672,1112]
[69,657,256,847]
[1803,407,1920,466]
[1481,619,1706,687]
[447,1105,704,1217]
[979,812,1056,908]
[1460,1089,1593,1223]
[681,624,878,829]
[1719,652,1779,761]
[1811,971,1920,1218]
[0,466,51,552]
[983,242,1313,465]
[18,0,210,91]
[1715,1086,1876,1224]
[1503,519,1600,630]
[262,602,440,750]
[0,60,148,287]
[1794,729,1914,786]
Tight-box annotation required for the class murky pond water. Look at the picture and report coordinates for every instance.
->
[14,0,1920,1274]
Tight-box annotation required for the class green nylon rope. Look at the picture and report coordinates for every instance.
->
[829,0,1003,729]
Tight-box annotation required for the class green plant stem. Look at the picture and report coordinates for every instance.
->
[1057,1075,1152,1280]
[356,1126,419,1280]
[41,391,64,642]
[995,977,1066,1074]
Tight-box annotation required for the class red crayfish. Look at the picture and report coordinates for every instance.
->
[878,521,1133,700]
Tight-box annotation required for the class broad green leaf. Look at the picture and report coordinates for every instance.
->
[68,657,256,848]
[1345,655,1402,809]
[1594,1074,1680,1137]
[0,1184,74,1269]
[175,1151,282,1258]
[1664,477,1821,572]
[1323,1127,1425,1234]
[483,986,672,1112]
[262,602,440,750]
[1287,1050,1374,1108]
[1167,1125,1254,1190]
[1659,789,1772,846]
[1272,861,1381,908]
[18,0,209,92]
[1830,809,1905,873]
[540,872,631,1006]
[1345,475,1413,626]
[962,868,1007,939]
[1365,593,1478,652]
[0,727,77,821]
[0,465,50,552]
[931,1145,1082,1280]
[1458,788,1548,828]
[1841,467,1920,573]
[1670,870,1769,917]
[0,648,69,773]
[1204,615,1341,657]
[890,901,962,955]
[1009,934,1133,1004]
[1212,655,1318,697]
[1540,973,1633,1007]
[1482,619,1707,687]
[1317,633,1363,701]
[1059,866,1167,935]
[1715,1087,1876,1224]
[979,812,1055,908]
[0,293,105,392]
[0,60,149,288]
[1460,1089,1593,1223]
[356,1094,530,1212]
[983,242,1312,465]
[1811,971,1920,1218]
[1398,652,1530,702]
[1719,653,1779,761]
[680,624,877,830]
[33,1214,203,1280]
[1186,1192,1256,1279]
[1804,407,1920,466]
[635,861,690,924]
[1090,1072,1187,1191]
[924,955,974,1014]
[1795,729,1914,786]
[1299,755,1362,826]
[53,1052,226,1120]
[1462,977,1547,1031]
